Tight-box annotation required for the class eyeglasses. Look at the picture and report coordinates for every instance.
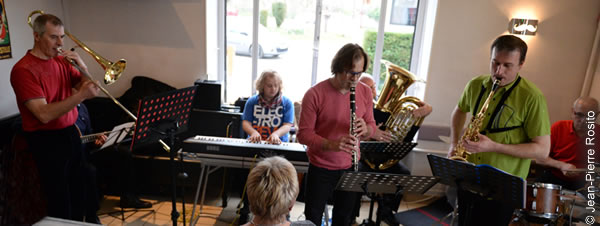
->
[573,111,586,118]
[347,71,362,77]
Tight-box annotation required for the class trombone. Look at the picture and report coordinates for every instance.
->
[27,10,136,121]
[27,10,175,151]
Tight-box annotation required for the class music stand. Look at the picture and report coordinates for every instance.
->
[131,86,196,226]
[427,154,526,223]
[360,141,417,170]
[97,134,162,222]
[336,172,438,226]
[96,121,135,152]
[354,141,418,225]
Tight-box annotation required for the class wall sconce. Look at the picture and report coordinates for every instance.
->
[509,18,538,35]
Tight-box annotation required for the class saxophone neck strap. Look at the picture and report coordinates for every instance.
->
[473,76,521,135]
[473,86,486,117]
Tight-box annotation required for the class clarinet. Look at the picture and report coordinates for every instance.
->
[349,85,358,172]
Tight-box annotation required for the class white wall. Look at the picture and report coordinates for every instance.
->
[424,0,600,127]
[0,0,65,118]
[62,0,207,99]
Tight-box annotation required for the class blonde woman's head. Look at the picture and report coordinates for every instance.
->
[246,156,299,222]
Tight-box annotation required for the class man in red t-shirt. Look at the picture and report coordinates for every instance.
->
[10,13,99,221]
[535,97,599,190]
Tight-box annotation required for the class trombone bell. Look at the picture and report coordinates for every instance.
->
[104,59,126,85]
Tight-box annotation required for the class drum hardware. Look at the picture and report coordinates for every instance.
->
[512,185,600,225]
[526,183,562,219]
[511,182,571,225]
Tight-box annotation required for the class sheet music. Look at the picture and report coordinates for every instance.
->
[100,122,135,150]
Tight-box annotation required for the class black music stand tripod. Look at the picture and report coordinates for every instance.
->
[427,154,525,225]
[97,132,159,222]
[131,86,196,226]
[336,171,438,226]
[357,141,417,225]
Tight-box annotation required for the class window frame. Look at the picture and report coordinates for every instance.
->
[210,0,437,103]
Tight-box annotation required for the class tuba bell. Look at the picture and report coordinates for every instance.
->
[375,60,425,142]
[364,60,425,170]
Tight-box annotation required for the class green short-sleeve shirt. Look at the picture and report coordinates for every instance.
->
[457,75,551,179]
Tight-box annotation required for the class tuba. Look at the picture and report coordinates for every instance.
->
[364,60,425,170]
[450,79,500,162]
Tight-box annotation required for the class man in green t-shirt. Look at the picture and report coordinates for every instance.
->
[448,35,551,226]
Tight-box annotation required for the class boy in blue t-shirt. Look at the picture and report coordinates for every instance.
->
[236,70,295,224]
[242,70,294,143]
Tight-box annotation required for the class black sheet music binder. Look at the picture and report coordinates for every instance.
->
[359,141,417,170]
[359,141,417,159]
[130,86,195,150]
[336,171,438,226]
[336,172,438,194]
[427,154,526,209]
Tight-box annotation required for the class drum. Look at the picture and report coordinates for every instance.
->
[509,212,559,226]
[525,183,562,219]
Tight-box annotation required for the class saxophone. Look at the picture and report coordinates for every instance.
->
[450,78,501,162]
[350,85,358,172]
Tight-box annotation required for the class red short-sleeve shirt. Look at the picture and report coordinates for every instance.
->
[10,50,82,131]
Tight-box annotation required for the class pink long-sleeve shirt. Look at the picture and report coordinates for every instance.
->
[298,79,376,170]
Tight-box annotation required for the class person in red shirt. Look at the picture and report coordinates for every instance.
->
[10,13,99,221]
[298,43,376,226]
[535,97,599,190]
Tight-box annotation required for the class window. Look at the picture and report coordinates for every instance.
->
[208,0,437,105]
[390,0,418,26]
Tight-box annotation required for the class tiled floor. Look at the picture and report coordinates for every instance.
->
[97,193,440,225]
[98,195,222,225]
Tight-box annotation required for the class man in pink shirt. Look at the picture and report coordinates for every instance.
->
[298,43,376,225]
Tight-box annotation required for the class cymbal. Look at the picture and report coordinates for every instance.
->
[438,135,451,144]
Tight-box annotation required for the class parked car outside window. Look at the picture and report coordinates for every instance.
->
[227,23,288,58]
